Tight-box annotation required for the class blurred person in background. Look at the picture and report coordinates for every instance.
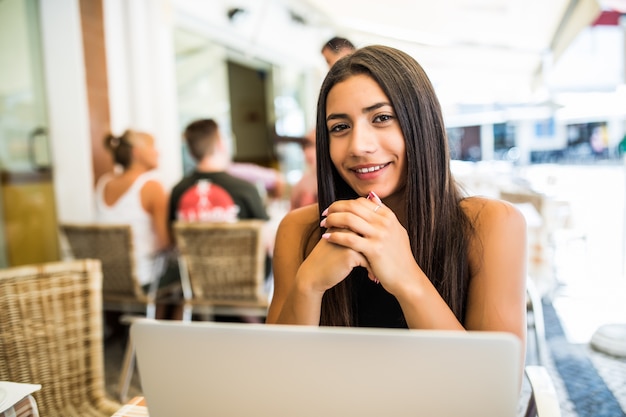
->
[321,36,356,68]
[290,129,317,210]
[227,161,286,202]
[169,119,269,226]
[170,119,274,322]
[96,129,181,320]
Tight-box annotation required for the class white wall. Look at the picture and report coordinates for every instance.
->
[39,0,94,222]
[104,0,183,190]
[39,0,185,224]
[549,24,625,92]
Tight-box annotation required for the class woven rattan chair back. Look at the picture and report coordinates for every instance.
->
[0,259,121,417]
[59,223,182,402]
[174,220,268,320]
[59,223,148,309]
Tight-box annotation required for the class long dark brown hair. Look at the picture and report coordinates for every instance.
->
[314,45,472,326]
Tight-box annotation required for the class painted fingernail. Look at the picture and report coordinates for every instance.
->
[368,191,382,204]
[322,207,329,216]
[320,218,327,228]
[322,232,331,239]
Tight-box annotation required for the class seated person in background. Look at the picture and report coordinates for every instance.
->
[227,161,286,202]
[96,129,181,318]
[290,129,317,210]
[169,119,274,300]
[267,45,527,374]
[169,119,269,225]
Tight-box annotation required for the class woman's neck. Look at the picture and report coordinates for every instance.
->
[122,164,149,177]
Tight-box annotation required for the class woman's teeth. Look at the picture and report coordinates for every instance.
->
[355,164,385,174]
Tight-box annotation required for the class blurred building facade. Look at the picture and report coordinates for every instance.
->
[0,0,624,268]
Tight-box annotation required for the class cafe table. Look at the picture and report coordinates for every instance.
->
[0,381,41,417]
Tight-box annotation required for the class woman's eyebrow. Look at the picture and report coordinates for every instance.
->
[326,112,347,122]
[362,102,390,113]
[326,102,392,122]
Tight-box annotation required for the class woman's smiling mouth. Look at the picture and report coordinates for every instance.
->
[352,163,390,174]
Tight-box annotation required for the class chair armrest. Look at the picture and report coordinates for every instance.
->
[524,365,562,417]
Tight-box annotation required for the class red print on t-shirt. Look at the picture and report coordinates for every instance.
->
[177,180,239,222]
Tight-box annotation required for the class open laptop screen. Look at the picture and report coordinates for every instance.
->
[132,319,521,417]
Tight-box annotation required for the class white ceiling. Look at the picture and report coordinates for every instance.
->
[296,0,600,105]
[173,0,621,112]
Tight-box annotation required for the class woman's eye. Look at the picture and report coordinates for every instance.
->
[329,123,349,133]
[373,114,393,123]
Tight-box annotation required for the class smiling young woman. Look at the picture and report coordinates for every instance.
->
[267,44,527,374]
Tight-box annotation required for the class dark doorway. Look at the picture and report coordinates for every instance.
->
[227,61,274,166]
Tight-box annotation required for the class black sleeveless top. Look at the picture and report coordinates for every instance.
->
[352,272,408,328]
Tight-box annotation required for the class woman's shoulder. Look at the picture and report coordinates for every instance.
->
[460,195,527,232]
[275,203,320,258]
[95,171,115,189]
[136,170,163,185]
[279,203,320,230]
[137,171,167,204]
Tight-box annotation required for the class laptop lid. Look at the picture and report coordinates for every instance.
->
[131,319,521,417]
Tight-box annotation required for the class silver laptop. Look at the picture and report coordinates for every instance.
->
[131,319,521,417]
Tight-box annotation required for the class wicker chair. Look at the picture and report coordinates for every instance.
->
[174,220,269,322]
[58,223,180,402]
[0,259,122,417]
[59,223,160,315]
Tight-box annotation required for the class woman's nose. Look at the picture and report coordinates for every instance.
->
[349,122,378,155]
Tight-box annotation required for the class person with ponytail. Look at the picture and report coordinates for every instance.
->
[96,129,174,291]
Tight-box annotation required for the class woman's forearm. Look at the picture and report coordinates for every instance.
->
[273,277,325,325]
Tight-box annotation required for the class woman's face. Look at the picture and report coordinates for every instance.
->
[133,133,159,170]
[325,74,407,199]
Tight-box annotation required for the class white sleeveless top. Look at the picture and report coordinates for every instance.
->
[95,171,161,286]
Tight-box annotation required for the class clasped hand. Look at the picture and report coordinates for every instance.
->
[299,194,416,296]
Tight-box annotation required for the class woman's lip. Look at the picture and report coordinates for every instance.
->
[351,163,390,180]
[351,163,389,174]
